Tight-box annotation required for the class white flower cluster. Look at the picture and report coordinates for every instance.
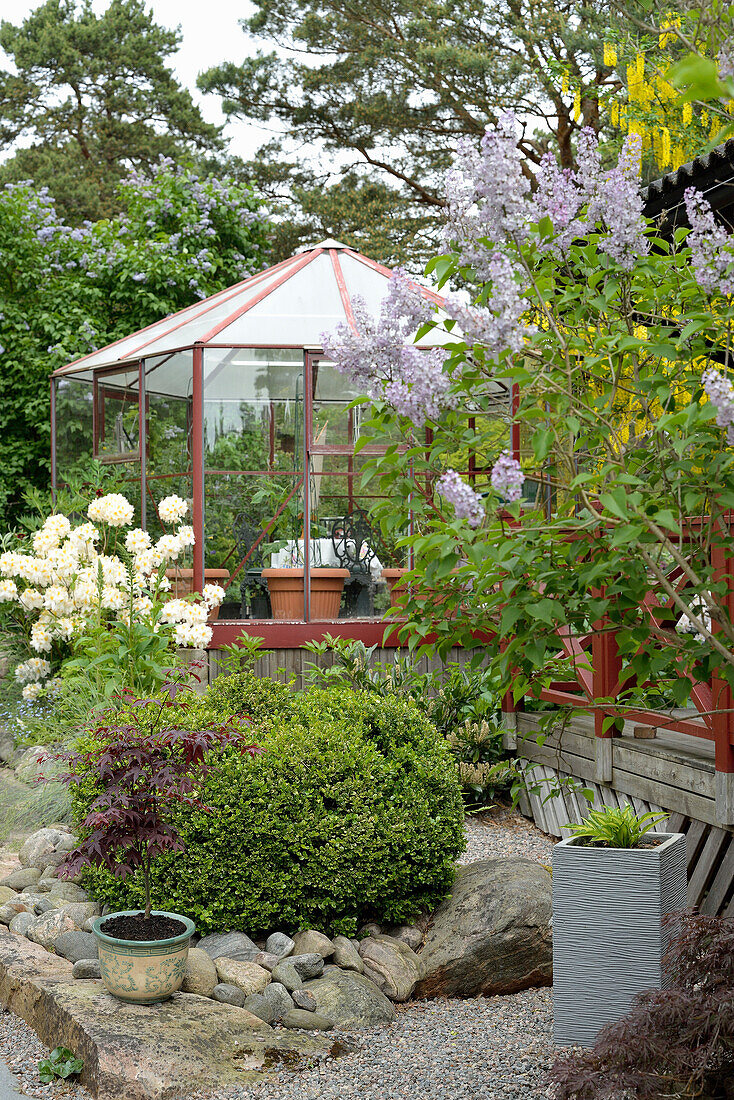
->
[1,493,223,702]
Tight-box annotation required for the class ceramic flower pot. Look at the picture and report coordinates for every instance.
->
[262,567,349,620]
[164,568,230,621]
[552,833,686,1047]
[92,910,195,1005]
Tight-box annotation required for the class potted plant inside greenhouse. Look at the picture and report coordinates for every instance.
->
[552,803,686,1048]
[57,678,259,1004]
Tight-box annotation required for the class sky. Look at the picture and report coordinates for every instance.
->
[2,0,276,160]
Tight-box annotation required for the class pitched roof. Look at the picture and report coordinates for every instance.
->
[54,240,448,377]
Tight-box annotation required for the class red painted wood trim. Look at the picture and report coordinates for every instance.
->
[209,619,406,648]
[197,249,323,344]
[330,250,357,331]
[192,347,204,592]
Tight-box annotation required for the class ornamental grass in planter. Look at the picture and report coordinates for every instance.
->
[552,804,686,1048]
[56,674,260,1005]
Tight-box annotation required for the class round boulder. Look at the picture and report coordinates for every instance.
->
[182,948,218,997]
[291,930,334,959]
[358,935,424,1002]
[18,828,64,869]
[214,958,270,996]
[413,858,552,999]
[302,968,395,1027]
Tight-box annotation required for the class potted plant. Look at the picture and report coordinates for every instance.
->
[57,675,260,1005]
[552,803,686,1048]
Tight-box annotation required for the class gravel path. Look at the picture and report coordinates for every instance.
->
[0,809,557,1100]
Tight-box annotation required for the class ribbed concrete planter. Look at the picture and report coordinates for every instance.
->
[552,832,686,1048]
[92,910,195,1005]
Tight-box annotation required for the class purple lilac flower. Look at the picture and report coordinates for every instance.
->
[445,252,532,361]
[684,188,734,296]
[702,368,734,444]
[590,134,648,270]
[323,271,454,427]
[443,111,531,278]
[436,470,485,527]
[131,272,147,283]
[490,451,525,503]
[718,40,734,81]
[532,153,583,252]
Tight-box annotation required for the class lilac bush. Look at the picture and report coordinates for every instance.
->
[324,112,734,707]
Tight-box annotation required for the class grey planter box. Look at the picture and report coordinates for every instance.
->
[552,832,686,1048]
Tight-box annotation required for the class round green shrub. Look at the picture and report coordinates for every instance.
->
[79,676,466,936]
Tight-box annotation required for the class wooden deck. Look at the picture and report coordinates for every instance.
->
[515,709,734,916]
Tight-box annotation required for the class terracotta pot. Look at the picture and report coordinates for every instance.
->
[92,910,195,1005]
[164,568,230,621]
[381,567,409,608]
[262,567,349,620]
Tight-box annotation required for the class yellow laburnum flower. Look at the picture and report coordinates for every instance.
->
[672,143,684,167]
[610,100,620,127]
[701,109,709,128]
[659,14,681,47]
[574,88,581,120]
[561,69,570,95]
[604,42,617,68]
[660,127,671,166]
[682,101,693,125]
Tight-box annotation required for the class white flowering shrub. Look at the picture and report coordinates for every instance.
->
[0,493,223,702]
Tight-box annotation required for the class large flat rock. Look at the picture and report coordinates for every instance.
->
[0,928,333,1099]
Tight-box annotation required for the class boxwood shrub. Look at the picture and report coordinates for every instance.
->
[79,673,465,936]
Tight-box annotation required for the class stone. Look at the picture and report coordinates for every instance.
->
[59,901,100,926]
[413,859,553,999]
[0,867,41,890]
[270,959,303,992]
[391,925,423,952]
[214,957,271,996]
[302,968,396,1028]
[292,930,335,958]
[0,886,17,905]
[197,931,260,962]
[0,928,332,1100]
[0,900,31,925]
[34,897,58,916]
[54,931,99,964]
[48,881,89,904]
[22,882,50,894]
[72,959,101,979]
[292,989,317,1011]
[358,922,382,939]
[26,908,79,950]
[8,912,35,937]
[253,951,280,971]
[289,952,324,980]
[331,935,364,973]
[82,916,97,933]
[55,834,77,852]
[262,981,293,1022]
[359,935,424,1002]
[212,982,246,1007]
[282,1008,334,1031]
[182,948,218,997]
[18,828,64,869]
[242,993,276,1024]
[265,931,295,959]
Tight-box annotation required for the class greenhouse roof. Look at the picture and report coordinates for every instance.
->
[53,239,450,377]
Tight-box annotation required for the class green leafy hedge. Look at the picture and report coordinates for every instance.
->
[79,674,465,935]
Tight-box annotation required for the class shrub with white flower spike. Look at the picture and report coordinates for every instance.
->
[1,491,214,703]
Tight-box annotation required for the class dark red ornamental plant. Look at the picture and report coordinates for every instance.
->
[550,912,734,1100]
[56,671,260,923]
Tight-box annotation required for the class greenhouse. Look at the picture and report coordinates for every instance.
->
[51,239,513,642]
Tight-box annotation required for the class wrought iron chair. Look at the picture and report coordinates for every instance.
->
[232,512,271,619]
[331,507,378,616]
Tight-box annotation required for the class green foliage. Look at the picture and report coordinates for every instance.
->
[0,0,223,223]
[565,804,669,848]
[38,1047,83,1084]
[217,632,273,676]
[0,163,268,522]
[199,0,617,265]
[77,679,466,935]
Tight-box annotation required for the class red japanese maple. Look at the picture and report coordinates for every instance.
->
[56,671,260,919]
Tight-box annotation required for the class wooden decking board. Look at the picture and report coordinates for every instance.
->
[687,827,730,907]
[685,819,709,871]
[699,834,734,914]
